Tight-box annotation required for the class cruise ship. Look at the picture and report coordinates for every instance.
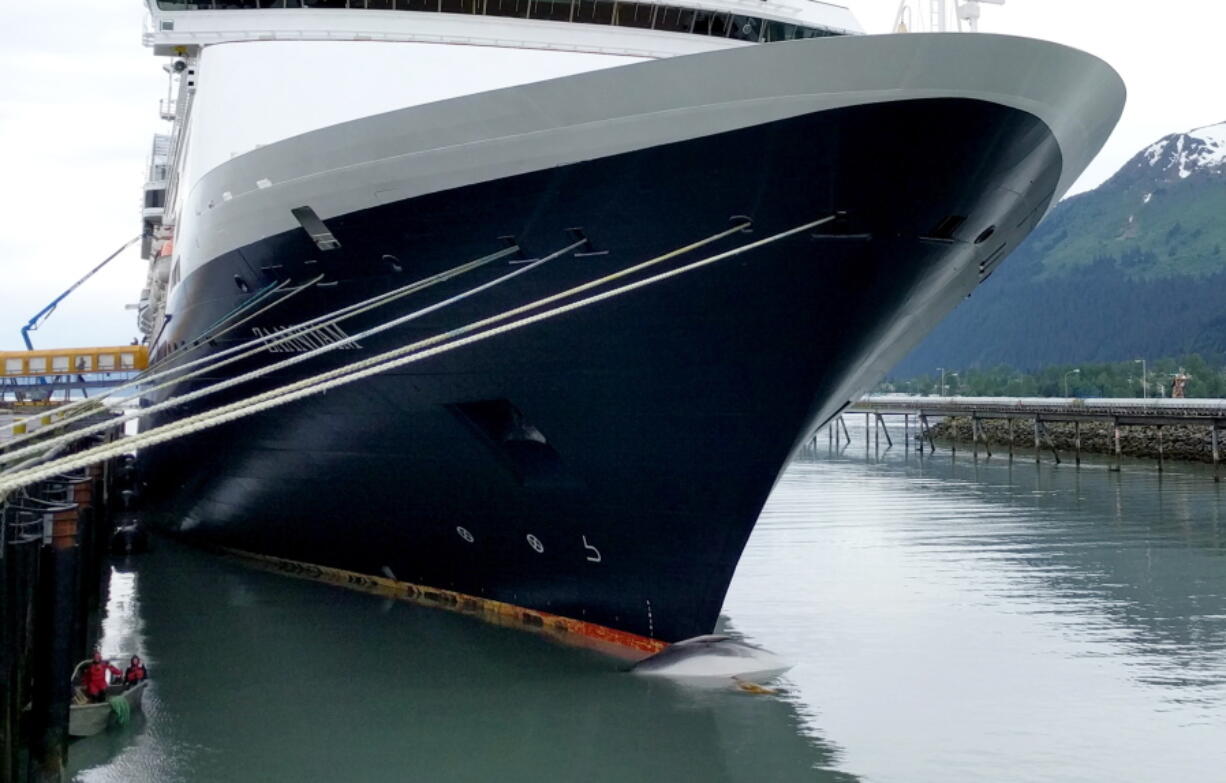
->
[133,0,1124,654]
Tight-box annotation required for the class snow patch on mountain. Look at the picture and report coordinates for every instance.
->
[1144,120,1226,179]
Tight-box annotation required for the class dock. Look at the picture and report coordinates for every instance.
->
[833,395,1226,478]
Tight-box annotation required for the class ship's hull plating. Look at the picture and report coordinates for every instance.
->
[140,94,1064,645]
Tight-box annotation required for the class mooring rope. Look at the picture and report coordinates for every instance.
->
[2,246,520,449]
[0,215,829,500]
[0,239,582,469]
[149,274,319,369]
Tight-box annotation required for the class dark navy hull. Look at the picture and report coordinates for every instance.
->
[140,98,1061,643]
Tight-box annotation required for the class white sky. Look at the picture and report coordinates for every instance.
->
[0,0,1223,350]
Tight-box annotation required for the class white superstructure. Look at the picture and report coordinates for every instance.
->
[136,0,860,334]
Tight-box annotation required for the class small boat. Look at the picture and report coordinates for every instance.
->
[69,658,148,738]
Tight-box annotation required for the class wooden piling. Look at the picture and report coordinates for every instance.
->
[1040,420,1061,464]
[972,415,979,459]
[1213,423,1221,483]
[1007,417,1014,462]
[30,505,79,783]
[1074,420,1082,467]
[876,414,893,448]
[1112,417,1122,472]
[1033,417,1041,464]
[904,414,910,453]
[1156,426,1164,472]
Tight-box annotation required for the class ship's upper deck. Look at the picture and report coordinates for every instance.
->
[145,0,860,58]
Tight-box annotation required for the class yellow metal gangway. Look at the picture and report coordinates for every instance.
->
[1,346,148,378]
[1,346,149,408]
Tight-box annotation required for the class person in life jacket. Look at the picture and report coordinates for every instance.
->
[124,655,148,688]
[82,651,121,703]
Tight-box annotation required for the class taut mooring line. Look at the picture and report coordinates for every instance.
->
[0,215,829,498]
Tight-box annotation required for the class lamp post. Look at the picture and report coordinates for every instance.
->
[1063,368,1080,397]
[949,372,959,396]
[1134,359,1148,399]
[938,367,946,396]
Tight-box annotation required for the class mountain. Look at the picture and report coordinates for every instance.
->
[893,120,1226,376]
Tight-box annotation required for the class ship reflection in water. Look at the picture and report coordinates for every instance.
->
[72,427,1226,782]
[68,542,849,783]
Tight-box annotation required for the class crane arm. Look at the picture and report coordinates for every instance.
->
[20,235,142,350]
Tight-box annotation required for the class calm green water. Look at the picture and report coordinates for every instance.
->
[70,431,1226,782]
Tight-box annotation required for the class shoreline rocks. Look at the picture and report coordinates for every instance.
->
[928,417,1220,464]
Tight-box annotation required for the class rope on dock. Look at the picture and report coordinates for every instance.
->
[0,215,830,499]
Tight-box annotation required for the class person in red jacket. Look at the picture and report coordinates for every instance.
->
[124,655,148,688]
[81,651,121,703]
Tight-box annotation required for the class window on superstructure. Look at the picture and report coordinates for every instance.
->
[652,6,694,33]
[528,0,575,24]
[154,0,848,41]
[612,2,655,29]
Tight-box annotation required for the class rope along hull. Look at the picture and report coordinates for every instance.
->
[138,98,1061,645]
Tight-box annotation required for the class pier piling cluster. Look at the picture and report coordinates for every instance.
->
[816,396,1226,480]
[0,415,127,782]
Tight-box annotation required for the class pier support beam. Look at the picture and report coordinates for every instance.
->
[1034,418,1041,465]
[29,506,79,783]
[1156,426,1164,472]
[1040,420,1061,465]
[839,416,851,448]
[920,413,937,455]
[904,414,910,454]
[1074,421,1082,467]
[876,414,893,449]
[1213,423,1221,483]
[1111,417,1122,473]
[1007,418,1014,462]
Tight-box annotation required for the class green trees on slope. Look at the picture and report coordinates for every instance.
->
[880,354,1226,398]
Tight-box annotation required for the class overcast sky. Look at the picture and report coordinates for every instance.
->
[1,1,1223,350]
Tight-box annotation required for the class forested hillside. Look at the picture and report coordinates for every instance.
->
[893,120,1226,378]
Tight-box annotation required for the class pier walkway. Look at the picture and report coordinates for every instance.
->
[832,395,1226,477]
[1,346,148,405]
[852,394,1226,425]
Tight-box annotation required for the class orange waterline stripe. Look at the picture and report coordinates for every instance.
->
[217,546,668,660]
